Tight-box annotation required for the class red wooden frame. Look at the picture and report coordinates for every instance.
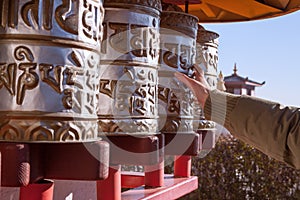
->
[96,132,202,200]
[1,130,216,199]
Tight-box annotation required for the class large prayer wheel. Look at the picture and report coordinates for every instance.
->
[0,0,105,142]
[158,11,198,134]
[98,0,161,135]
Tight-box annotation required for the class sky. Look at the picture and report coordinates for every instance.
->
[203,10,300,107]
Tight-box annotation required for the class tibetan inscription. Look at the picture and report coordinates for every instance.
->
[0,0,19,28]
[0,0,105,46]
[0,46,99,115]
[0,0,104,142]
[162,43,196,71]
[98,3,160,135]
[102,22,159,59]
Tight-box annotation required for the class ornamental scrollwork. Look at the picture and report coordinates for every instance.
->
[0,117,97,142]
[104,0,162,11]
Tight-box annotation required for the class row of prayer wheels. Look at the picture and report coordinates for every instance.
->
[0,0,221,143]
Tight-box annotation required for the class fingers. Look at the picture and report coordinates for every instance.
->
[174,71,209,108]
[192,64,205,76]
[174,71,198,90]
[191,65,205,82]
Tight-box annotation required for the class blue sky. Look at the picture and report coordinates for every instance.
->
[204,10,300,107]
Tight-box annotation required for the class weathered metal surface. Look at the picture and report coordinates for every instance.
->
[192,25,219,134]
[158,11,198,134]
[98,0,161,135]
[0,0,105,142]
[196,25,219,91]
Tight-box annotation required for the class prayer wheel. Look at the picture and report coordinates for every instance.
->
[196,25,219,90]
[0,0,105,142]
[192,25,220,130]
[98,0,162,135]
[194,25,219,130]
[158,11,198,134]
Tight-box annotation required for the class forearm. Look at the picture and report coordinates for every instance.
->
[204,90,300,169]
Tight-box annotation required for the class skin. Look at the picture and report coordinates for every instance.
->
[174,65,211,108]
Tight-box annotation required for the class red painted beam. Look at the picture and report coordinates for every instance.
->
[122,175,198,200]
[121,163,165,188]
[121,172,145,188]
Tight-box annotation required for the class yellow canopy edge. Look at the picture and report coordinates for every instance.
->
[165,0,300,22]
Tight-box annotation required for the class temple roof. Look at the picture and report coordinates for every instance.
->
[224,63,265,87]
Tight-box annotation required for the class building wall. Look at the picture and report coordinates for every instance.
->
[234,88,241,95]
[241,88,247,95]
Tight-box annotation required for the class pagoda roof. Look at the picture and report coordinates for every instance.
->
[224,64,265,87]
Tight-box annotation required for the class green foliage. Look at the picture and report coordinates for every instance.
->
[182,135,300,200]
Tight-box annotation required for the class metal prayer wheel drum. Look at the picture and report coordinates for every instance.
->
[0,0,105,142]
[158,11,198,134]
[98,0,161,135]
[193,25,220,130]
[196,25,219,90]
[194,25,219,156]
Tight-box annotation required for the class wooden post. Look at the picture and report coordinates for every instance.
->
[144,160,164,187]
[174,156,191,178]
[97,166,121,200]
[19,180,54,200]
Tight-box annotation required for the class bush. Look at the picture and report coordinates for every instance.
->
[182,135,300,200]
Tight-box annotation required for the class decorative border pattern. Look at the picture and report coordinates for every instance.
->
[160,11,198,38]
[104,0,162,11]
[98,118,157,134]
[0,115,98,142]
[197,25,219,44]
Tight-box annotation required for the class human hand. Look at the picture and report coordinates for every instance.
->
[174,65,211,108]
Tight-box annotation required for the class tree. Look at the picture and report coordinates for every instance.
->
[182,135,300,200]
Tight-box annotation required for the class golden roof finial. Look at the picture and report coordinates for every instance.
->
[233,63,237,75]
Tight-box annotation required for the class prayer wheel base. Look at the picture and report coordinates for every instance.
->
[0,141,109,187]
[103,135,164,166]
[164,132,202,156]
